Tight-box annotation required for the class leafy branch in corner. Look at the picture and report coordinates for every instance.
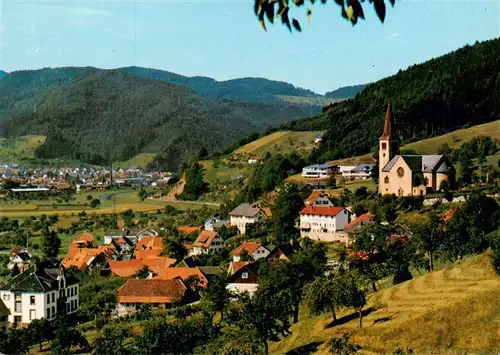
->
[254,0,396,32]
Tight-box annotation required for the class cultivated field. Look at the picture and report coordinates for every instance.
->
[271,253,500,354]
[234,131,325,158]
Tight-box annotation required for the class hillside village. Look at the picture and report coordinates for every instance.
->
[0,104,498,353]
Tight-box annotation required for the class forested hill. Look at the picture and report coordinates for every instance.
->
[120,66,321,107]
[283,38,500,161]
[0,70,7,80]
[324,84,366,99]
[0,70,305,170]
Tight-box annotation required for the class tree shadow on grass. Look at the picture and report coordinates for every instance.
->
[325,306,377,329]
[373,313,397,324]
[285,341,324,355]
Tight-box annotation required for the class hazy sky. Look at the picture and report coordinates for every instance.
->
[0,0,498,93]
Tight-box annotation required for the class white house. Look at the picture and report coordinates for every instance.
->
[8,247,32,273]
[341,164,374,180]
[247,156,260,164]
[230,203,263,234]
[301,164,336,179]
[0,266,79,329]
[104,228,158,245]
[314,135,323,144]
[204,214,228,232]
[299,205,350,243]
[226,262,259,297]
[232,242,270,262]
[189,231,225,256]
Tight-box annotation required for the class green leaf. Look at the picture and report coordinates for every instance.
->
[292,18,302,31]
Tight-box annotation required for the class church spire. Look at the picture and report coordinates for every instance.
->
[380,103,392,139]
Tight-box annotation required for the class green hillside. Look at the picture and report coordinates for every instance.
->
[0,70,305,171]
[324,84,366,99]
[283,38,500,162]
[0,70,7,80]
[0,135,46,162]
[271,254,500,354]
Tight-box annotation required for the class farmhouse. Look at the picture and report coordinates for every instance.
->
[116,279,195,316]
[0,266,79,328]
[301,164,336,179]
[247,156,260,164]
[230,203,263,234]
[189,231,225,256]
[378,104,455,196]
[232,242,270,262]
[299,205,349,242]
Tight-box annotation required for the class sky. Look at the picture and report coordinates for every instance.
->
[0,0,499,94]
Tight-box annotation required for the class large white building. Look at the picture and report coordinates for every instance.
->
[0,266,79,329]
[299,202,349,243]
[301,164,336,179]
[230,204,263,234]
[340,164,374,180]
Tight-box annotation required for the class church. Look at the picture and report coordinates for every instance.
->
[378,104,455,197]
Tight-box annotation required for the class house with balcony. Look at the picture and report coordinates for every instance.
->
[0,265,79,328]
[301,164,336,179]
[299,205,349,243]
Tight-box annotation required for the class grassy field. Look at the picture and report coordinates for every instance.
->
[270,253,500,354]
[0,135,46,162]
[202,160,252,184]
[115,153,157,169]
[0,189,217,217]
[234,131,325,158]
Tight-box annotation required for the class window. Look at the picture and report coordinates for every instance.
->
[15,301,22,313]
[52,293,55,303]
[46,294,50,304]
[2,294,10,301]
[14,293,21,300]
[30,296,36,305]
[384,176,389,184]
[29,309,36,320]
[241,272,248,279]
[397,167,405,177]
[381,142,387,150]
[47,308,51,319]
[52,306,55,316]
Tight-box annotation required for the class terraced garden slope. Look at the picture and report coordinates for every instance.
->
[271,253,500,354]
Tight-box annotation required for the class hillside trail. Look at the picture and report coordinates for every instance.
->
[164,176,186,201]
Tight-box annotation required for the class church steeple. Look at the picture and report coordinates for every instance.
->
[380,103,392,139]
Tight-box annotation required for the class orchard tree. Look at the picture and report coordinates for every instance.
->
[412,213,443,271]
[205,273,233,321]
[271,181,304,245]
[93,324,133,355]
[304,275,344,323]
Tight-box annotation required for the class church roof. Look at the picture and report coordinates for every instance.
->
[382,154,447,173]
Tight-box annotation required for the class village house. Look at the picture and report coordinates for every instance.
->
[247,156,260,164]
[204,214,229,232]
[378,104,455,197]
[0,266,79,328]
[343,213,376,238]
[341,164,374,180]
[8,247,32,273]
[175,258,223,280]
[151,267,209,288]
[116,279,196,317]
[232,242,270,262]
[230,203,263,234]
[188,231,225,256]
[61,248,107,271]
[266,244,296,264]
[301,164,336,179]
[226,261,259,296]
[134,236,164,260]
[299,204,349,242]
[104,228,158,245]
[108,258,176,278]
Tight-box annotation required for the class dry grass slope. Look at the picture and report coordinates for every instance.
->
[270,253,500,354]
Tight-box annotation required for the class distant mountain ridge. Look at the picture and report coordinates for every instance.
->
[0,69,305,170]
[0,70,7,80]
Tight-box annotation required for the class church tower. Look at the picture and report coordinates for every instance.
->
[378,104,392,194]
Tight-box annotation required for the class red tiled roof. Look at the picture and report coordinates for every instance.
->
[118,279,186,304]
[304,191,323,205]
[73,232,94,244]
[135,248,163,260]
[228,261,251,275]
[344,213,374,231]
[152,267,208,287]
[9,246,27,258]
[115,237,128,245]
[184,243,193,250]
[232,242,263,256]
[299,206,345,217]
[109,257,176,278]
[61,248,103,270]
[193,231,218,249]
[135,236,163,251]
[177,226,201,235]
[442,208,456,223]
